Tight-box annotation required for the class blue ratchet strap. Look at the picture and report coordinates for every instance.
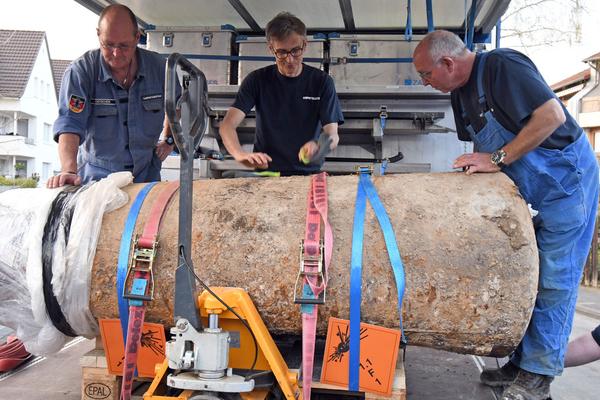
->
[380,160,388,176]
[349,168,368,391]
[360,173,407,347]
[116,182,158,343]
[349,169,408,391]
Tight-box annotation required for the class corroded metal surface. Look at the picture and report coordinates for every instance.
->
[91,173,538,356]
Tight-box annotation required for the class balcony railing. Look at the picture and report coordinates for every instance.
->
[0,134,36,145]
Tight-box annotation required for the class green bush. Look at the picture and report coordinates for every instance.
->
[0,176,38,188]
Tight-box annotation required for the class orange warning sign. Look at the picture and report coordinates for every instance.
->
[320,317,401,397]
[99,319,166,377]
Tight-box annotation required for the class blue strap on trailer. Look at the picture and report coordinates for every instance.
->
[331,57,413,64]
[466,0,478,50]
[426,0,434,32]
[116,182,157,343]
[349,168,407,391]
[405,0,413,41]
[160,53,324,63]
[167,53,413,64]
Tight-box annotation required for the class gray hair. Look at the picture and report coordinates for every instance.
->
[422,30,468,62]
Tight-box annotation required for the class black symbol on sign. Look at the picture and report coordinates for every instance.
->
[360,358,382,386]
[117,329,164,367]
[328,324,368,363]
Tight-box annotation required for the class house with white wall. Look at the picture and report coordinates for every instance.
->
[551,52,600,152]
[0,30,64,185]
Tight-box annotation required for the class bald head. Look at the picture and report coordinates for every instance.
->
[98,4,138,37]
[413,30,475,93]
[415,30,469,63]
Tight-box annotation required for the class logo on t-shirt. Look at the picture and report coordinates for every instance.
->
[69,94,85,113]
[302,96,320,101]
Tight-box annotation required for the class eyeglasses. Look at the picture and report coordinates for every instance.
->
[418,69,434,80]
[417,59,442,80]
[100,40,137,51]
[271,45,305,60]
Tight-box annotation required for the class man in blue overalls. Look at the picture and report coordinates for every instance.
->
[48,4,175,188]
[413,30,599,400]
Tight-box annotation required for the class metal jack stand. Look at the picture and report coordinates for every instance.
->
[145,53,253,399]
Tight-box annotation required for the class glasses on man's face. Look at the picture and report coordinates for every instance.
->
[418,69,434,80]
[417,59,442,80]
[100,40,137,52]
[271,45,305,60]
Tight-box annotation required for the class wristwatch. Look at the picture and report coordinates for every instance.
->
[164,136,175,146]
[491,149,507,167]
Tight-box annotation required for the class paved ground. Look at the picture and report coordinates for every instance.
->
[1,286,599,399]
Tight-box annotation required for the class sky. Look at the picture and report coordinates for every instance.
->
[1,0,599,85]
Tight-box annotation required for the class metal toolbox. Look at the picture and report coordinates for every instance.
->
[237,35,325,82]
[328,34,424,87]
[145,26,234,85]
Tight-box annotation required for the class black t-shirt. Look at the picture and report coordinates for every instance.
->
[451,48,581,149]
[232,64,344,174]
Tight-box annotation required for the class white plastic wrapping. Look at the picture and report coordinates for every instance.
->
[0,172,132,355]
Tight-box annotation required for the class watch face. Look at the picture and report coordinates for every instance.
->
[166,136,174,145]
[492,150,506,166]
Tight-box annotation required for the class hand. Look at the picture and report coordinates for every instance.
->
[156,140,174,161]
[453,152,501,175]
[46,172,81,188]
[298,140,319,164]
[234,151,272,169]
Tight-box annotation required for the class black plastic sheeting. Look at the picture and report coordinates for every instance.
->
[41,186,87,337]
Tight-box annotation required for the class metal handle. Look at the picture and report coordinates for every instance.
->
[165,52,209,161]
[165,53,209,330]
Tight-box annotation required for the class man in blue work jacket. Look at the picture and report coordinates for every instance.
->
[48,4,174,188]
[413,30,599,400]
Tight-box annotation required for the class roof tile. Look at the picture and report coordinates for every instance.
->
[0,30,45,98]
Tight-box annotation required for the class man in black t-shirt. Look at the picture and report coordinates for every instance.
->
[219,12,343,175]
[413,30,599,400]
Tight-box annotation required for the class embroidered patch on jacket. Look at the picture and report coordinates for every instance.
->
[302,96,320,101]
[69,94,86,113]
[142,93,163,101]
[91,98,116,105]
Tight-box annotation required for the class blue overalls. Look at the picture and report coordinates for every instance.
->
[53,48,168,183]
[459,52,599,376]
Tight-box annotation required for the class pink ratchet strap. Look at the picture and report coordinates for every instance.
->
[299,172,333,399]
[120,181,179,400]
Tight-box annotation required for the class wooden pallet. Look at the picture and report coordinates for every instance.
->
[81,338,406,400]
[304,351,406,400]
[80,338,150,400]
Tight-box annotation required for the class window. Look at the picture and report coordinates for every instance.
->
[14,160,27,178]
[42,162,51,181]
[17,119,28,137]
[34,77,38,98]
[43,123,51,143]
